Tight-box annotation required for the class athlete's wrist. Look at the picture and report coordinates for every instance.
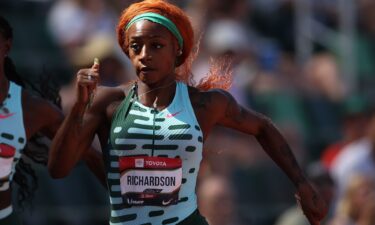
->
[70,103,87,123]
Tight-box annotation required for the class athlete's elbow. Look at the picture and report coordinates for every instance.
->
[255,115,274,137]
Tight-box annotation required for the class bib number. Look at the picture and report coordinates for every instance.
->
[119,156,182,206]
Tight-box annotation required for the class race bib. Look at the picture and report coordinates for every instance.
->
[0,143,16,179]
[119,156,182,207]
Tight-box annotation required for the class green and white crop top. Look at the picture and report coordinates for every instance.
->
[106,81,203,225]
[0,81,26,219]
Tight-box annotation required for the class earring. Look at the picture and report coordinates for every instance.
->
[177,50,183,56]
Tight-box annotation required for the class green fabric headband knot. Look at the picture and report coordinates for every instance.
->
[125,12,184,49]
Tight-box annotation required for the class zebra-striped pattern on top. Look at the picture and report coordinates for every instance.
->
[106,82,203,225]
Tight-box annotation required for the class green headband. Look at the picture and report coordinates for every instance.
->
[125,12,184,49]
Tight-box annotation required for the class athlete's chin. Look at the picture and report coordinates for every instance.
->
[137,74,162,85]
[138,77,158,85]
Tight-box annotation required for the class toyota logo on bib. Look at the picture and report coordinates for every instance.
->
[135,158,144,168]
[145,160,167,167]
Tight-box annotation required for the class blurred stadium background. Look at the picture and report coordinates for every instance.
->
[1,0,375,224]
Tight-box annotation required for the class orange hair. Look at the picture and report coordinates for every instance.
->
[117,0,232,90]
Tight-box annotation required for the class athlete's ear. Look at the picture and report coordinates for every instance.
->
[173,38,180,56]
[175,49,183,67]
[173,38,183,66]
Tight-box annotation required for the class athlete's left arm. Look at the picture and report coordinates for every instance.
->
[32,96,107,187]
[211,89,327,225]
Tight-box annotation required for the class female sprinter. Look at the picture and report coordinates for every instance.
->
[49,0,327,224]
[0,16,104,225]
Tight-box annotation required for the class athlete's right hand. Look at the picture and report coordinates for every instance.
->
[75,58,100,107]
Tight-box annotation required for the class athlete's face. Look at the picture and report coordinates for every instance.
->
[127,20,180,85]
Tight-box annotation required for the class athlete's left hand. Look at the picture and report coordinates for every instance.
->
[295,182,328,225]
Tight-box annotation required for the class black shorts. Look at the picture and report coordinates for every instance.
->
[177,209,209,225]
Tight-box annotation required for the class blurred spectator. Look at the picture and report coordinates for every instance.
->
[275,162,336,225]
[328,175,375,225]
[192,18,258,106]
[248,0,295,52]
[302,53,346,103]
[300,53,346,157]
[186,0,250,33]
[321,95,369,170]
[47,0,117,64]
[331,113,375,198]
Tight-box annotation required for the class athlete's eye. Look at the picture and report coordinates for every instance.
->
[130,43,141,52]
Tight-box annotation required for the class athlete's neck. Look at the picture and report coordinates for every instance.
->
[137,77,176,110]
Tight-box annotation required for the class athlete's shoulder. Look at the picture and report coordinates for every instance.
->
[91,85,125,109]
[188,86,233,109]
[97,85,125,100]
[93,84,129,121]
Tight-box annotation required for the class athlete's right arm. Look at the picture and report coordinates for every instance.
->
[48,62,102,178]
